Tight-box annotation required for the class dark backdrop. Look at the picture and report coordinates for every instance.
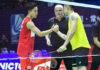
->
[0,4,99,52]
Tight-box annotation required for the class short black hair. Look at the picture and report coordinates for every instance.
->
[98,10,100,17]
[69,5,74,10]
[25,2,38,11]
[64,5,74,10]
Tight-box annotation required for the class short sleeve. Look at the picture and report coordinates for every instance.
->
[46,17,54,29]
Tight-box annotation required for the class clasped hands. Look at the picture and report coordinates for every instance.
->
[50,25,67,52]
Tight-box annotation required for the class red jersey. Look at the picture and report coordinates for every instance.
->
[17,16,35,57]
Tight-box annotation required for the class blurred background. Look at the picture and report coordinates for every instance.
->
[0,0,99,53]
[0,0,100,10]
[0,0,100,70]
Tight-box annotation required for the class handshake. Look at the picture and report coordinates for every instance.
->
[51,24,59,32]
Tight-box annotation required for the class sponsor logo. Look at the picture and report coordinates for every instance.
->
[11,14,24,44]
[0,62,20,70]
[34,61,51,70]
[37,66,49,70]
[11,14,24,36]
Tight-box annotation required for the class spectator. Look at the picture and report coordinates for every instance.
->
[0,34,8,53]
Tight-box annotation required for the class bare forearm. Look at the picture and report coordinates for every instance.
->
[39,29,52,37]
[45,34,52,46]
[56,31,66,40]
[63,32,74,46]
[94,40,100,48]
[39,24,59,37]
[45,34,50,40]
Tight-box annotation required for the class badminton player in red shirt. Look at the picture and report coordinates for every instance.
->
[17,2,59,70]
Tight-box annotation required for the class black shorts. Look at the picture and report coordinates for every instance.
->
[92,55,100,62]
[72,47,89,67]
[90,55,100,70]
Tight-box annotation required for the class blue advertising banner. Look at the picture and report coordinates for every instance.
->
[0,54,20,70]
[10,14,24,44]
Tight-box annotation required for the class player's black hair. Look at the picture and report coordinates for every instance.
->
[63,0,74,10]
[69,5,74,10]
[64,5,74,10]
[25,2,38,11]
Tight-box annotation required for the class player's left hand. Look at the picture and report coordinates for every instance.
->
[57,45,67,52]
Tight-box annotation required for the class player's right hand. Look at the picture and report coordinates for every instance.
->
[46,39,52,46]
[53,24,59,32]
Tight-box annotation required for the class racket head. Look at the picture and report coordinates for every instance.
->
[44,51,58,68]
[48,58,57,68]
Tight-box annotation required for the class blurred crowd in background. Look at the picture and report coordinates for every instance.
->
[0,0,100,9]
